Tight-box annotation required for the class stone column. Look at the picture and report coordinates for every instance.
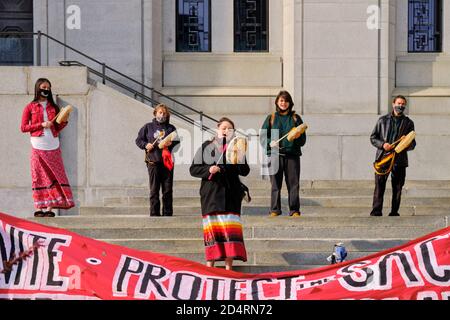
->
[283,0,304,113]
[380,0,397,114]
[149,0,162,90]
[212,0,233,53]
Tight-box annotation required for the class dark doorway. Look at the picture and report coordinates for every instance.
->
[0,0,34,65]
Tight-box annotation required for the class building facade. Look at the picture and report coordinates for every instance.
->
[2,1,450,217]
[1,0,448,117]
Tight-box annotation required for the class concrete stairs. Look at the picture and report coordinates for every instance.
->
[32,180,450,274]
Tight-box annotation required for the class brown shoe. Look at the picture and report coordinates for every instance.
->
[291,212,301,217]
[270,212,281,217]
[34,211,45,217]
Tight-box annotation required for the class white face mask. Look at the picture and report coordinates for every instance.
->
[156,115,167,123]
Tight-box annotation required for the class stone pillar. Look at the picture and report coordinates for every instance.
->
[212,0,233,53]
[380,0,397,114]
[442,0,450,54]
[283,0,304,113]
[149,0,162,90]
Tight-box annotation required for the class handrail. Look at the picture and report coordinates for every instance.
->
[73,61,216,135]
[0,31,252,138]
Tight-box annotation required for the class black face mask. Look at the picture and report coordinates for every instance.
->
[40,89,51,98]
[394,105,406,115]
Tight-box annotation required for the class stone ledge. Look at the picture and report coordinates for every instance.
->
[396,53,450,62]
[160,87,282,96]
[27,66,90,95]
[0,67,28,94]
[163,52,282,62]
[394,87,450,96]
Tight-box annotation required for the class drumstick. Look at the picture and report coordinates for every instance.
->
[270,132,291,148]
[152,131,165,146]
[50,109,62,123]
[145,132,164,159]
[151,136,161,146]
[391,136,404,146]
[385,136,404,151]
[208,137,226,180]
[208,152,225,181]
[145,134,164,163]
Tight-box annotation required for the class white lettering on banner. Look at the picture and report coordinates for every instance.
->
[113,255,170,299]
[169,272,204,300]
[338,233,450,292]
[296,275,337,291]
[2,213,449,300]
[415,233,450,286]
[113,254,307,300]
[0,293,99,300]
[0,223,71,291]
[204,277,226,300]
[66,5,81,30]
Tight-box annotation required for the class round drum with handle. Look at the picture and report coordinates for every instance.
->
[226,136,248,164]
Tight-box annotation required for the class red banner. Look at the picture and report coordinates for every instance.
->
[0,212,449,300]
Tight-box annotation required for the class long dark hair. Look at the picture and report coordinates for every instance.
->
[275,90,295,114]
[33,78,59,113]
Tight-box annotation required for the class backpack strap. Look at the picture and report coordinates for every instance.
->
[292,111,299,124]
[270,112,276,127]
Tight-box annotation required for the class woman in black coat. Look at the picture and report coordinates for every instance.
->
[190,117,250,271]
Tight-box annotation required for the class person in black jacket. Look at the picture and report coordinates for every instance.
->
[136,104,179,217]
[370,95,416,217]
[190,117,250,271]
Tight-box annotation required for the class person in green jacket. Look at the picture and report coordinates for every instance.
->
[260,91,307,217]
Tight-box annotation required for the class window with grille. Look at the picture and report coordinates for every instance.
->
[234,0,268,52]
[0,0,33,65]
[176,0,211,52]
[408,0,442,52]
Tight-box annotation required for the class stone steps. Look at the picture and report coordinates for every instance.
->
[79,205,450,217]
[103,195,450,208]
[32,216,446,241]
[33,215,447,228]
[91,238,410,254]
[32,178,450,274]
[33,211,443,273]
[47,226,443,240]
[116,179,450,189]
[109,187,450,198]
[231,265,324,273]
